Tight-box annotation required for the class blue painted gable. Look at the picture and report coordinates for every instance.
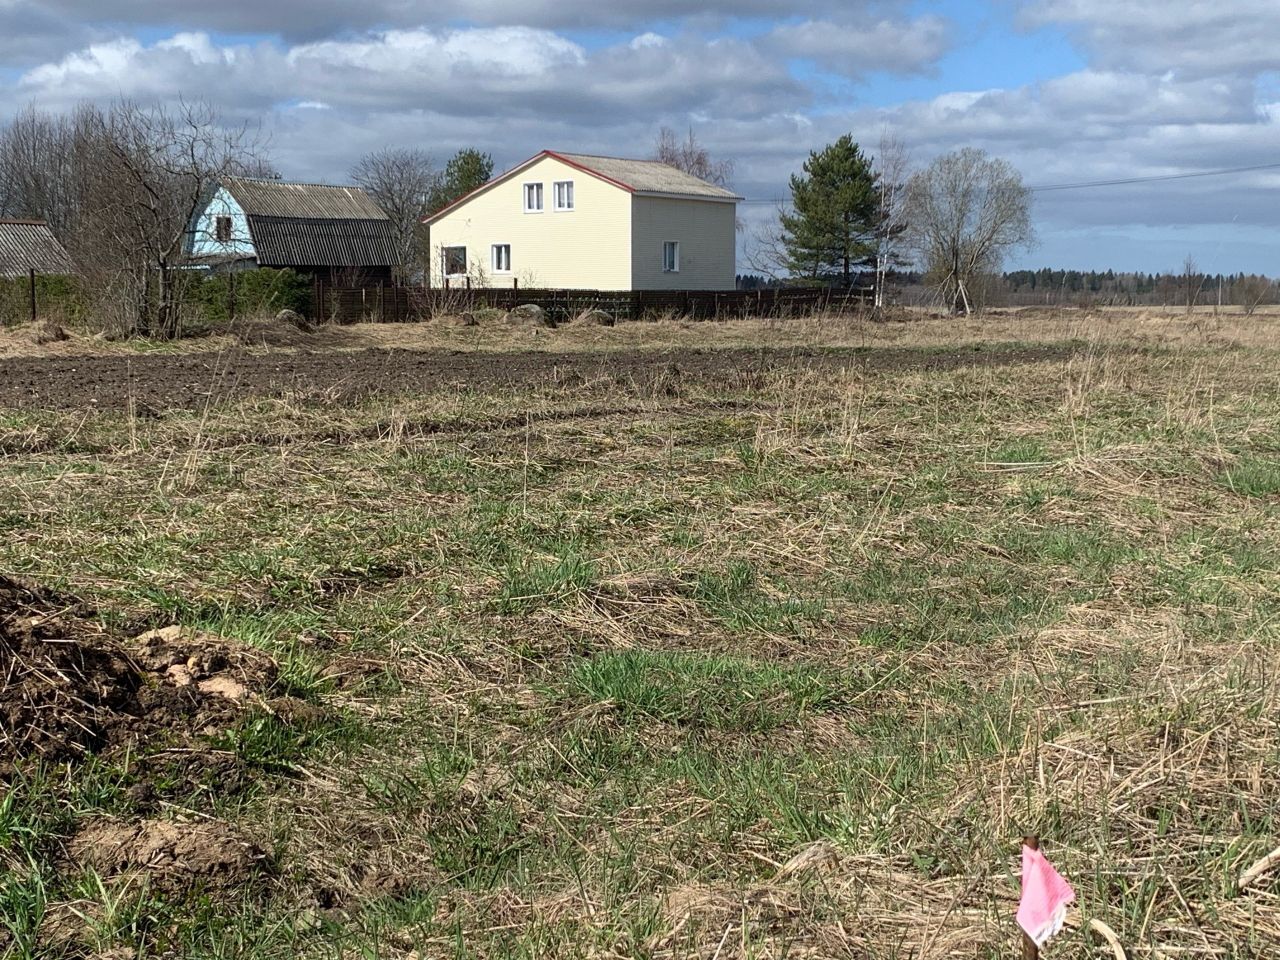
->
[186,186,256,260]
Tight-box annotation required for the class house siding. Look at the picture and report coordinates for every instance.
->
[630,195,737,291]
[187,187,256,261]
[428,155,632,290]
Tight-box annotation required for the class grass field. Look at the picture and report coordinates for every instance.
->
[1,310,1278,958]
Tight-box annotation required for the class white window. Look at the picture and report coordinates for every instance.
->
[523,182,543,212]
[442,246,467,276]
[491,244,511,273]
[663,241,680,273]
[553,180,574,211]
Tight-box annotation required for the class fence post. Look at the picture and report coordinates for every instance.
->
[466,275,471,291]
[380,279,386,323]
[28,268,36,324]
[513,276,519,292]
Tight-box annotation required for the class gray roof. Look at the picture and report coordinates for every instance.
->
[249,216,398,269]
[554,153,741,200]
[216,178,395,269]
[0,220,75,279]
[221,177,389,221]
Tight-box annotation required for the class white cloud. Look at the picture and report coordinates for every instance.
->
[1025,0,1280,78]
[16,0,925,37]
[766,15,951,76]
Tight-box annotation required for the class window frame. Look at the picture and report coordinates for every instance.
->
[442,245,468,277]
[523,182,544,213]
[214,215,232,243]
[491,243,512,274]
[662,240,680,273]
[553,180,575,212]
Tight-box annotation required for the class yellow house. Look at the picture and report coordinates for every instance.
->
[424,151,740,291]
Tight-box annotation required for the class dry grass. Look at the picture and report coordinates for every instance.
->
[0,312,1277,958]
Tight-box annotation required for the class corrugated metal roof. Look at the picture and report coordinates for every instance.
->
[248,216,398,269]
[552,153,741,200]
[0,219,75,279]
[222,177,389,220]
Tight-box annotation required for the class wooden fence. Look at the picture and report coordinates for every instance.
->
[313,281,874,325]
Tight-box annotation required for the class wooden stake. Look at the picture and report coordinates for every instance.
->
[1021,835,1039,960]
[29,268,37,324]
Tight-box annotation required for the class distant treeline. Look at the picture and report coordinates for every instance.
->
[1000,268,1275,308]
[737,268,1276,311]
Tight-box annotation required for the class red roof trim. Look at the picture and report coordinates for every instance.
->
[541,151,636,193]
[423,150,636,223]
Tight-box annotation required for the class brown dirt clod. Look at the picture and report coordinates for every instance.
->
[0,575,276,779]
[68,817,269,894]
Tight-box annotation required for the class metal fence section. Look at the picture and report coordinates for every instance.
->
[313,281,875,324]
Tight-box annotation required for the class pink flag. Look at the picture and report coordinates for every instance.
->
[1017,844,1075,947]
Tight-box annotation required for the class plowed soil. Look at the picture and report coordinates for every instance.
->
[0,576,276,783]
[0,343,1082,412]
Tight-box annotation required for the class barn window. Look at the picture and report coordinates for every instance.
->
[215,215,232,242]
[491,244,511,272]
[443,246,467,276]
[553,180,574,211]
[663,241,680,273]
[523,182,543,212]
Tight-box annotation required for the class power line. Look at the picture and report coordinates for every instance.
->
[733,159,1280,205]
[1029,161,1280,192]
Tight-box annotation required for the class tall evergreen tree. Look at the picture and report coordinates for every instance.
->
[780,135,879,286]
[429,148,494,212]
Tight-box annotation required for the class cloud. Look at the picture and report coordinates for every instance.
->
[765,15,951,76]
[0,0,94,65]
[20,0,922,37]
[1024,0,1280,78]
[15,27,805,123]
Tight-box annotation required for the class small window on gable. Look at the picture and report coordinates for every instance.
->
[215,215,232,242]
[491,244,511,273]
[523,182,543,212]
[553,180,574,211]
[663,241,680,273]
[443,246,467,276]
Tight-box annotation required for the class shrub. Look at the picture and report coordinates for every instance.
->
[186,268,313,327]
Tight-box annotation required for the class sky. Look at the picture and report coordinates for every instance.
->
[1,0,1278,274]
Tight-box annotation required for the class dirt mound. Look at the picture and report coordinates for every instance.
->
[0,575,277,779]
[69,817,268,894]
[233,315,316,347]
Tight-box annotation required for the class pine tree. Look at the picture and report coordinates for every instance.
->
[429,148,494,212]
[779,135,879,286]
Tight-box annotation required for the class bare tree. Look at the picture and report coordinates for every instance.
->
[1234,274,1273,315]
[1181,255,1207,316]
[872,131,911,309]
[79,100,265,338]
[654,127,734,187]
[905,148,1034,315]
[1,98,266,338]
[0,106,91,239]
[351,147,441,282]
[741,204,793,283]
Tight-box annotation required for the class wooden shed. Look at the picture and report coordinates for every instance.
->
[0,219,74,279]
[185,178,397,283]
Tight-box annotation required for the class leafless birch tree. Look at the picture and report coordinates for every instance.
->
[654,127,734,187]
[905,148,1033,315]
[872,131,911,309]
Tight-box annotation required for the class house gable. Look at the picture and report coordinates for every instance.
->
[427,153,633,290]
[187,186,256,262]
